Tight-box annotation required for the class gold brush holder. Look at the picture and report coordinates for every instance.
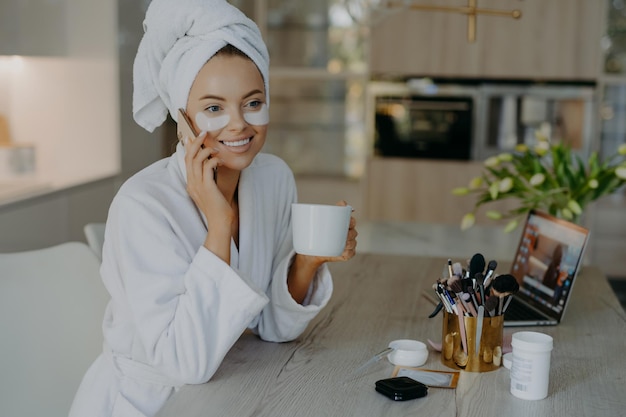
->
[441,310,504,372]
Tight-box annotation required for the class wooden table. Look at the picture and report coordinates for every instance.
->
[157,254,626,417]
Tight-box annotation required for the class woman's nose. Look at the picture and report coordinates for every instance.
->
[226,109,248,130]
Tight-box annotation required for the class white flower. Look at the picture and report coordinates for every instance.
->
[588,179,599,189]
[617,166,626,180]
[461,213,475,230]
[561,208,574,220]
[619,144,626,156]
[515,144,528,153]
[504,219,519,233]
[568,200,582,215]
[489,182,499,200]
[498,153,513,162]
[498,177,513,193]
[534,141,550,156]
[529,173,545,186]
[484,156,500,168]
[469,176,483,189]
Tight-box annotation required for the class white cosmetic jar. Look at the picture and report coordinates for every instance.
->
[387,339,429,367]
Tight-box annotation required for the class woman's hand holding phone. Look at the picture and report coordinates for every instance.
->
[178,110,235,237]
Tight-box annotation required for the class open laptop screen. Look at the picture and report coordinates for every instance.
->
[509,210,590,321]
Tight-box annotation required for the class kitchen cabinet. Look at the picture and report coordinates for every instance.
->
[369,0,604,80]
[361,157,518,225]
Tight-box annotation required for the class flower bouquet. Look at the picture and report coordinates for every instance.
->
[453,132,626,232]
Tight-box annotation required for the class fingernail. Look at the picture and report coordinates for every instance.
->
[183,136,189,146]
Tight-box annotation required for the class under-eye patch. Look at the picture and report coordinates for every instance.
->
[195,112,230,132]
[243,103,269,126]
[194,103,269,131]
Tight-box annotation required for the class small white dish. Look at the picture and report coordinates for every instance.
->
[503,352,513,370]
[387,339,429,367]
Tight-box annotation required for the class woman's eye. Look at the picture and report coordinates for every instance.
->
[246,100,262,110]
[206,105,221,113]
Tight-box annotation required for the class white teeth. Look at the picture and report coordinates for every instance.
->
[222,138,251,147]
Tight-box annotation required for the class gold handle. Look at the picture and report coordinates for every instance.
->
[383,0,522,42]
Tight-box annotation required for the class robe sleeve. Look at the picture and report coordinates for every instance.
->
[249,164,334,342]
[254,252,333,342]
[104,194,269,385]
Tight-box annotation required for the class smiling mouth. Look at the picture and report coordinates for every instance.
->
[220,137,252,147]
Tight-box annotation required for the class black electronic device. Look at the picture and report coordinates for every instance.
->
[374,377,428,401]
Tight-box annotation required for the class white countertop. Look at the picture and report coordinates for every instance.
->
[0,170,119,208]
[0,179,53,205]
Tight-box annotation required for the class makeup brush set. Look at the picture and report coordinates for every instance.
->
[428,253,519,320]
[429,253,520,371]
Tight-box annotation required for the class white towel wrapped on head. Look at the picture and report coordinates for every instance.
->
[132,0,270,132]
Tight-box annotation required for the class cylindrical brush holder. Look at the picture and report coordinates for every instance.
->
[441,310,504,372]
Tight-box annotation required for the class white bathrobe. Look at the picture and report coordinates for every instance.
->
[69,143,333,417]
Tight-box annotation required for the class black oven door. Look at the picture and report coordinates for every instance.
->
[374,96,473,160]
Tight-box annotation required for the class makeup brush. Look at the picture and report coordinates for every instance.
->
[491,274,520,296]
[466,286,480,314]
[484,295,499,317]
[474,272,485,306]
[482,260,498,289]
[452,299,468,355]
[428,285,446,318]
[501,294,514,314]
[452,262,463,278]
[448,278,473,316]
[475,305,485,354]
[469,253,486,281]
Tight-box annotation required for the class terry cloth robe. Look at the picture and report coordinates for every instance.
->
[69,143,333,417]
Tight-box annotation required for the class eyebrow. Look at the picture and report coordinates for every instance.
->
[198,89,265,101]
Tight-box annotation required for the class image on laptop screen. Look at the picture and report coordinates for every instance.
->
[507,209,590,325]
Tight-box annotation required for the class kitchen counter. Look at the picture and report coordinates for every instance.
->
[0,179,52,206]
[357,220,522,263]
[0,171,118,209]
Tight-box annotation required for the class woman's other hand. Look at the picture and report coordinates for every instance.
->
[323,200,357,263]
[287,200,358,303]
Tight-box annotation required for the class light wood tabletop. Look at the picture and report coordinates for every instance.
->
[157,253,626,417]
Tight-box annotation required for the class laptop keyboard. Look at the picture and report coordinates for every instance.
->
[504,297,547,321]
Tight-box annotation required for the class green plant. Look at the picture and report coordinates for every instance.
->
[453,133,626,232]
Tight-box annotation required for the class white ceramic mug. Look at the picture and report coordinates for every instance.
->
[291,203,351,257]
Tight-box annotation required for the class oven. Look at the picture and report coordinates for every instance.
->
[368,81,479,160]
[367,80,596,162]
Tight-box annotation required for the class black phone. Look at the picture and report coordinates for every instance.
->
[375,377,428,401]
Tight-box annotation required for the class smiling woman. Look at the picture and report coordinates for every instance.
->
[67,1,357,417]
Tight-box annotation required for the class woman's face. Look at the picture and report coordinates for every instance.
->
[186,53,268,172]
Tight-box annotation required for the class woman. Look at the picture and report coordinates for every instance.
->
[69,1,357,416]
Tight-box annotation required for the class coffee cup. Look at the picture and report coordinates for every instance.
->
[291,203,351,257]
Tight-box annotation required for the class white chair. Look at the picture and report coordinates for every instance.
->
[83,222,106,261]
[0,242,110,417]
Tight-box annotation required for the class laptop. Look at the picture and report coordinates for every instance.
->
[503,209,590,327]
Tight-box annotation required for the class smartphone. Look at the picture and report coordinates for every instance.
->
[177,108,198,143]
[177,108,217,180]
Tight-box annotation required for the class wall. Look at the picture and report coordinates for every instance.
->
[0,0,122,251]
